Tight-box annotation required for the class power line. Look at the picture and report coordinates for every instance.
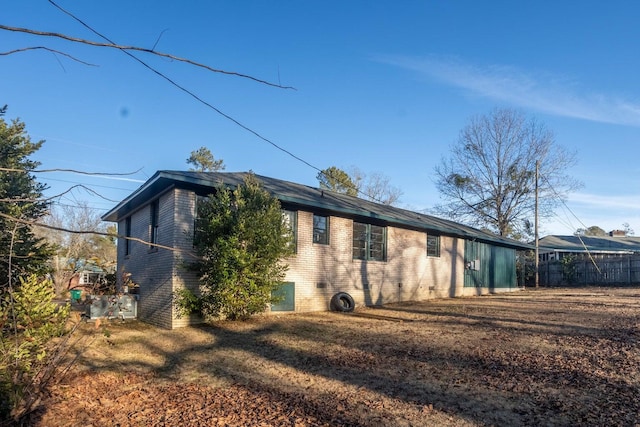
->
[50,201,109,212]
[538,173,602,274]
[48,1,318,169]
[46,1,391,205]
[44,177,139,192]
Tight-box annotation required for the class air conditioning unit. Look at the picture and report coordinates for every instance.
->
[87,295,138,320]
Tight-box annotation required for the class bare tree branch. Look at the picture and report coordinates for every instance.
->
[0,46,98,66]
[152,29,169,51]
[2,3,328,192]
[0,184,120,203]
[0,24,295,90]
[0,166,142,176]
[2,5,315,176]
[0,211,198,258]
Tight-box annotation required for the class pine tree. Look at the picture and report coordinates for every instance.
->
[0,109,68,423]
[0,110,53,286]
[316,166,358,196]
[186,146,225,172]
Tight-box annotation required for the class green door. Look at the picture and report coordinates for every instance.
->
[271,282,295,311]
[464,240,488,288]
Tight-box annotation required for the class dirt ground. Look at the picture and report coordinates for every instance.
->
[27,287,640,426]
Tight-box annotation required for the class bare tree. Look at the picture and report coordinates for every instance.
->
[317,166,403,205]
[434,108,580,238]
[38,202,116,296]
[350,167,403,206]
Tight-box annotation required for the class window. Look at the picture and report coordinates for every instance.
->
[313,214,329,245]
[150,199,159,249]
[427,234,441,257]
[193,195,207,245]
[80,272,103,285]
[282,210,297,252]
[124,216,132,256]
[353,222,386,261]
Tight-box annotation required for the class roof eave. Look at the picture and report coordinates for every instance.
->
[102,171,532,251]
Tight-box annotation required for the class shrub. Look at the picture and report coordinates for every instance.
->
[0,275,70,422]
[177,174,293,321]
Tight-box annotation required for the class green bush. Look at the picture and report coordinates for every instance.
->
[177,174,293,321]
[560,254,578,284]
[0,275,70,422]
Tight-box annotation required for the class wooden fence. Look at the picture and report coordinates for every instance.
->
[538,255,640,286]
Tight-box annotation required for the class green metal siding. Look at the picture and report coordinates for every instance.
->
[464,241,517,289]
[271,282,295,311]
[493,246,516,287]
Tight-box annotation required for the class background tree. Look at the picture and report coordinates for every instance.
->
[186,146,225,172]
[37,202,116,296]
[0,110,53,285]
[317,166,358,196]
[176,174,294,320]
[574,225,607,237]
[349,167,403,206]
[0,108,70,424]
[433,108,580,238]
[316,166,402,205]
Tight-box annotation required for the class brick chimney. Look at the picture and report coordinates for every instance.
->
[609,230,626,237]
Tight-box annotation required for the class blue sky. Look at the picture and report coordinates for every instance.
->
[3,1,639,236]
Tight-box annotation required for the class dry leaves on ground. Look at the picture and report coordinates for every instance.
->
[26,287,640,426]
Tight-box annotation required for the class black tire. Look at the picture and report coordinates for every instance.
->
[330,292,355,312]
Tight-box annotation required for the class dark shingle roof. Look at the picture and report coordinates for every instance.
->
[102,170,532,250]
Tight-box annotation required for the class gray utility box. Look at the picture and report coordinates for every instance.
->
[88,295,138,320]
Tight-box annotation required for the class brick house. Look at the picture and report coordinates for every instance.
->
[102,171,531,329]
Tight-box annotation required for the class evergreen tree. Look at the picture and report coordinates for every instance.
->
[186,146,225,172]
[0,110,53,286]
[0,107,68,425]
[316,166,358,196]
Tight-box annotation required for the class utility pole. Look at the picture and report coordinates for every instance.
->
[535,161,539,288]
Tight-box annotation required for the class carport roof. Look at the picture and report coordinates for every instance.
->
[538,235,640,253]
[102,170,533,251]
